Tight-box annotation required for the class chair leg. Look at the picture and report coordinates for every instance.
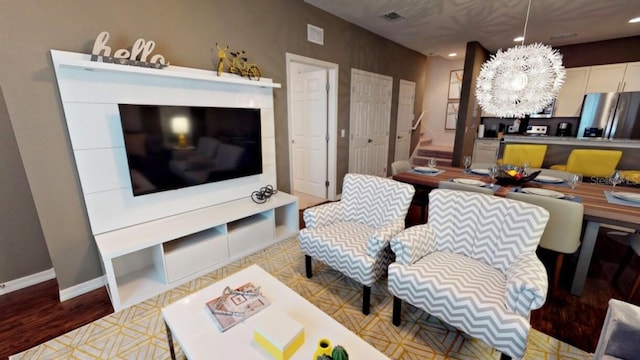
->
[362,285,371,315]
[629,270,640,301]
[613,248,634,283]
[392,296,402,326]
[305,255,312,278]
[500,354,512,360]
[551,253,564,296]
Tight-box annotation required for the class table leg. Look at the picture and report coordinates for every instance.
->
[571,220,600,296]
[165,321,177,360]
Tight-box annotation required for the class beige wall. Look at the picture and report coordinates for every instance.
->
[421,57,465,146]
[0,0,427,290]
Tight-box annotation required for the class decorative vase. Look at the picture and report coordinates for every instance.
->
[313,338,332,360]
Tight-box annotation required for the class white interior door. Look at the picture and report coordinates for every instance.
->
[291,68,328,198]
[394,79,415,162]
[349,69,392,177]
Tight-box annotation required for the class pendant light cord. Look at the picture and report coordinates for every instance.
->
[521,0,532,45]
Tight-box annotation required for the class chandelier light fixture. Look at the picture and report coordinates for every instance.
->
[475,0,565,118]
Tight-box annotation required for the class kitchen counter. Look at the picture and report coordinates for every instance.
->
[502,135,640,149]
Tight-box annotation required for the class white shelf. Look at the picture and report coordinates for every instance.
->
[52,49,281,89]
[98,192,298,311]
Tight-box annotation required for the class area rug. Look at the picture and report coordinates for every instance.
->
[11,237,592,359]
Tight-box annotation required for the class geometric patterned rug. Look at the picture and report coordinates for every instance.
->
[10,237,593,359]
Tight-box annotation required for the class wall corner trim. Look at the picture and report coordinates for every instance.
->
[59,276,106,302]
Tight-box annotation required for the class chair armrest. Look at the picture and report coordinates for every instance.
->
[389,224,436,265]
[302,201,343,229]
[505,252,548,316]
[366,218,405,257]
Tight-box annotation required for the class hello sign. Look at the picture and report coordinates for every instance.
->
[90,31,169,69]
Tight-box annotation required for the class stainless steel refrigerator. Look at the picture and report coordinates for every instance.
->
[577,92,640,139]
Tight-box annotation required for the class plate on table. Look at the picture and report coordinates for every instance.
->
[611,191,640,203]
[414,166,439,173]
[521,187,565,198]
[452,178,487,187]
[534,175,565,184]
[470,168,490,175]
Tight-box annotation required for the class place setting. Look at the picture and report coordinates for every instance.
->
[604,171,640,208]
[410,158,445,176]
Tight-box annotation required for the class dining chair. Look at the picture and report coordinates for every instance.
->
[391,160,411,175]
[438,180,494,195]
[593,299,640,360]
[528,168,574,181]
[550,149,622,178]
[620,170,640,185]
[388,189,550,359]
[298,173,415,314]
[506,192,584,295]
[391,160,429,224]
[499,144,547,168]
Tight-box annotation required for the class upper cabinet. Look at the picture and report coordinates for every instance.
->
[552,62,640,118]
[585,63,628,93]
[585,62,640,93]
[621,62,640,92]
[554,67,590,117]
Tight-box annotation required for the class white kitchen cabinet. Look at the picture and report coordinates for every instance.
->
[472,139,500,164]
[621,62,640,92]
[585,63,628,93]
[554,67,591,117]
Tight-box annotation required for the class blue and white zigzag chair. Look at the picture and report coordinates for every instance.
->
[299,173,415,314]
[388,189,550,359]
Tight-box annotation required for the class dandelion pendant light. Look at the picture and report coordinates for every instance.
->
[475,0,565,118]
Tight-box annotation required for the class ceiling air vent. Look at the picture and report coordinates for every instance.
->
[381,12,405,22]
[550,32,578,41]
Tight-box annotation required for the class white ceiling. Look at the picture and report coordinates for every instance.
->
[305,0,640,59]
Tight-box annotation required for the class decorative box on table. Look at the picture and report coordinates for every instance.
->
[254,311,304,360]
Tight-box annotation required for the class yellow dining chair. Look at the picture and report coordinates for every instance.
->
[621,170,640,186]
[499,144,547,168]
[550,149,622,178]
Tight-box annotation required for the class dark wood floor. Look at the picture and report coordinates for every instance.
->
[1,212,638,359]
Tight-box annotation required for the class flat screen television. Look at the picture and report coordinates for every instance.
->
[118,104,262,196]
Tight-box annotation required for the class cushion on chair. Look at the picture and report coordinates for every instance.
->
[388,253,531,358]
[299,222,392,285]
[302,201,343,229]
[427,189,548,274]
[340,173,414,228]
[501,144,547,168]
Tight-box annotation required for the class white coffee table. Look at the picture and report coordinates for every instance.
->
[161,264,389,359]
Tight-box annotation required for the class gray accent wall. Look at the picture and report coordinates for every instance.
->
[0,0,427,291]
[0,87,52,283]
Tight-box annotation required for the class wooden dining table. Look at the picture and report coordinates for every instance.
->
[393,165,640,296]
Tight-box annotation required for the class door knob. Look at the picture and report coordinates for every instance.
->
[368,139,373,143]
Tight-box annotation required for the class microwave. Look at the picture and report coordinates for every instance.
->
[528,100,555,118]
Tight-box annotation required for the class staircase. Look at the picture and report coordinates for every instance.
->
[411,138,453,168]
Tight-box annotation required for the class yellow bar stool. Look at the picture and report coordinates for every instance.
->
[621,170,640,186]
[499,144,547,168]
[550,149,622,178]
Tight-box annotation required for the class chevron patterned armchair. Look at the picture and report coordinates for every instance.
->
[388,189,550,359]
[298,173,415,314]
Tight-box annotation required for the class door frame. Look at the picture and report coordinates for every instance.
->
[286,53,338,201]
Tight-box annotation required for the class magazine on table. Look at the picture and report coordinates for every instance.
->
[205,282,270,332]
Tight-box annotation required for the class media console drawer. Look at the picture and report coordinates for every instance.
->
[163,227,228,284]
[227,213,275,258]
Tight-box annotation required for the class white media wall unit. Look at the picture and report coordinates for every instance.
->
[50,50,298,310]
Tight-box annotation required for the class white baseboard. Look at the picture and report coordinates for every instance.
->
[59,276,106,302]
[0,268,56,296]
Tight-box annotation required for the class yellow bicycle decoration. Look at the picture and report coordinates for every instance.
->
[215,43,261,81]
